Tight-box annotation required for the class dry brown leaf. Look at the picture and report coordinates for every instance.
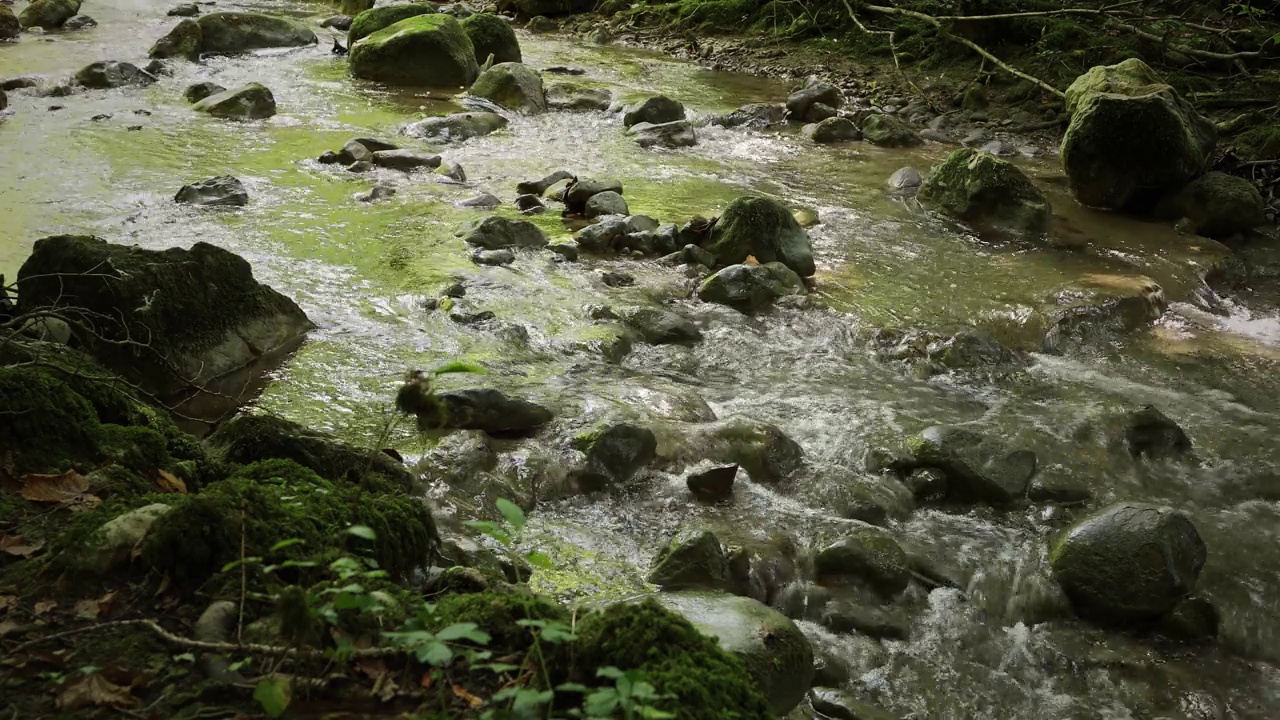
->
[452,684,485,709]
[33,599,56,615]
[154,469,187,494]
[0,534,44,558]
[20,470,90,503]
[64,494,102,512]
[355,657,388,680]
[73,592,115,620]
[0,619,19,638]
[56,672,138,711]
[0,595,16,614]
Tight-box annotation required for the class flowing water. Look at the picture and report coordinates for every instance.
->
[4,1,1280,717]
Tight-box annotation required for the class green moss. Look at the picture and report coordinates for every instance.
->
[1235,124,1280,161]
[347,4,437,45]
[461,12,522,64]
[430,590,566,654]
[99,424,172,470]
[0,366,101,474]
[573,599,771,720]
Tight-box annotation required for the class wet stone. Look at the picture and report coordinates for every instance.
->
[687,463,737,502]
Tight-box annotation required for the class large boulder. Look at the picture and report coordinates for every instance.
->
[347,4,436,45]
[571,421,657,492]
[1155,171,1266,240]
[149,19,203,61]
[1,6,24,39]
[657,591,813,715]
[192,83,276,120]
[195,12,316,54]
[907,425,1036,504]
[1060,59,1216,210]
[461,12,520,65]
[18,0,80,29]
[461,216,549,249]
[469,62,546,114]
[16,236,313,399]
[698,263,804,313]
[918,148,1052,242]
[703,196,816,277]
[395,385,553,432]
[404,111,507,141]
[622,95,685,128]
[74,61,157,90]
[349,14,479,88]
[1049,503,1206,622]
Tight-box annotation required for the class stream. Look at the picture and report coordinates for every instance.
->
[4,0,1280,717]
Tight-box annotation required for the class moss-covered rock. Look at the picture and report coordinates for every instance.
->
[430,590,565,652]
[148,19,203,61]
[337,0,376,16]
[74,61,157,90]
[1155,171,1266,240]
[347,4,437,45]
[1234,124,1280,161]
[1049,502,1205,623]
[195,12,316,53]
[813,526,910,597]
[192,82,276,119]
[461,12,521,65]
[906,425,1035,505]
[918,148,1052,242]
[461,215,550,249]
[17,0,79,29]
[862,113,922,147]
[647,529,737,591]
[0,365,104,475]
[469,62,546,114]
[698,262,804,313]
[704,195,815,277]
[404,110,508,141]
[574,598,773,720]
[1061,59,1216,210]
[0,6,20,39]
[16,236,312,401]
[570,421,657,492]
[674,416,804,483]
[349,14,479,88]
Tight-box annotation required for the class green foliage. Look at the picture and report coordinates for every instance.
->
[430,590,568,654]
[577,667,677,719]
[254,677,291,718]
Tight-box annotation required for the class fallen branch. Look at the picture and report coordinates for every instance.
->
[1105,19,1262,62]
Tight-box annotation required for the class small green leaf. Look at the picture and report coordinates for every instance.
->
[596,666,625,680]
[524,551,554,570]
[476,662,521,674]
[495,498,526,533]
[253,677,291,719]
[172,653,195,664]
[464,520,512,546]
[270,538,305,552]
[419,641,453,667]
[556,682,590,693]
[347,525,377,541]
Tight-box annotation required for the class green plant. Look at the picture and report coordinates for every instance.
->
[574,667,677,720]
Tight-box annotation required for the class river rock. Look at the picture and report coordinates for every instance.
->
[16,236,313,399]
[917,148,1052,242]
[1027,471,1091,505]
[347,4,436,45]
[571,421,657,491]
[514,194,544,213]
[74,61,156,89]
[192,83,276,120]
[687,463,736,501]
[808,688,898,720]
[1043,274,1167,351]
[0,89,6,111]
[1161,595,1219,641]
[513,0,593,15]
[704,195,816,277]
[1155,171,1266,240]
[680,416,804,483]
[174,175,249,206]
[648,529,736,591]
[396,385,553,432]
[786,79,842,123]
[371,149,442,170]
[405,111,507,141]
[584,190,628,218]
[565,177,623,213]
[699,263,804,313]
[469,62,546,114]
[149,19,202,61]
[349,14,480,88]
[657,591,813,715]
[814,527,910,596]
[0,7,19,39]
[545,82,611,112]
[355,185,396,203]
[320,15,352,30]
[628,120,697,149]
[81,503,174,575]
[62,14,95,30]
[437,159,467,182]
[516,169,573,196]
[461,216,548,249]
[1049,502,1206,623]
[887,167,922,195]
[1061,59,1216,210]
[461,12,520,65]
[457,192,501,209]
[803,117,860,143]
[2,76,42,91]
[196,12,317,53]
[821,601,910,639]
[472,248,515,266]
[907,425,1035,504]
[1122,405,1192,461]
[619,306,701,344]
[184,81,225,103]
[18,0,80,29]
[862,114,923,147]
[622,95,685,128]
[712,102,787,128]
[525,15,556,32]
[168,3,200,16]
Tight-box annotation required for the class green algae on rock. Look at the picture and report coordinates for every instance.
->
[349,14,480,88]
[148,19,203,61]
[469,62,547,114]
[347,4,438,45]
[192,83,277,119]
[195,12,317,53]
[704,195,815,277]
[918,148,1052,243]
[17,0,79,29]
[461,12,522,65]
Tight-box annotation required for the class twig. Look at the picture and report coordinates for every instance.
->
[838,0,933,107]
[237,501,247,645]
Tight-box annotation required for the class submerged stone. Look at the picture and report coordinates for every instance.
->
[462,216,549,249]
[404,111,508,142]
[907,425,1035,504]
[174,175,249,206]
[1122,405,1192,461]
[698,263,805,313]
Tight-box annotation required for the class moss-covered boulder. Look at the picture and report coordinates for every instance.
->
[1155,171,1266,240]
[1061,59,1216,210]
[195,12,316,53]
[1,6,24,39]
[862,113,922,148]
[574,599,772,720]
[511,0,594,17]
[656,592,813,715]
[570,421,657,492]
[395,385,553,432]
[431,590,565,651]
[337,0,376,16]
[918,148,1052,242]
[704,195,815,277]
[404,110,508,141]
[461,215,549,249]
[698,262,804,313]
[546,82,611,112]
[675,416,804,484]
[149,19,203,61]
[192,83,276,119]
[461,12,520,65]
[205,413,417,492]
[813,527,910,596]
[907,425,1035,505]
[347,4,437,45]
[18,0,79,29]
[349,14,479,88]
[1235,124,1280,161]
[16,235,313,401]
[647,529,737,591]
[73,61,157,89]
[1049,502,1206,623]
[469,62,545,114]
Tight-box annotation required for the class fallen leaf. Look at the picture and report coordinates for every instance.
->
[56,672,137,711]
[73,592,116,620]
[33,600,56,615]
[20,470,89,503]
[0,619,19,638]
[153,469,187,494]
[452,683,485,709]
[0,595,14,614]
[0,534,44,558]
[744,255,759,265]
[355,657,388,680]
[372,672,399,703]
[64,494,102,512]
[419,672,435,690]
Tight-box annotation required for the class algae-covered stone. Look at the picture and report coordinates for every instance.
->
[698,262,805,313]
[623,95,685,128]
[628,120,698,149]
[907,425,1035,504]
[396,385,553,432]
[648,529,735,591]
[74,61,157,89]
[149,19,203,61]
[680,415,804,484]
[192,83,276,120]
[814,526,910,596]
[657,591,813,716]
[546,82,611,112]
[347,4,436,45]
[918,148,1051,242]
[1061,59,1216,209]
[469,62,546,113]
[704,195,816,277]
[462,216,549,249]
[461,12,521,65]
[196,12,316,53]
[16,236,313,400]
[174,175,248,206]
[349,14,479,88]
[18,0,80,29]
[0,6,20,39]
[571,421,657,491]
[80,503,174,575]
[862,114,922,147]
[1049,502,1206,622]
[1121,405,1192,461]
[1156,171,1266,239]
[404,111,507,141]
[802,117,861,143]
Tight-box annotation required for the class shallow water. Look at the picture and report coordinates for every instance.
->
[4,1,1280,716]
